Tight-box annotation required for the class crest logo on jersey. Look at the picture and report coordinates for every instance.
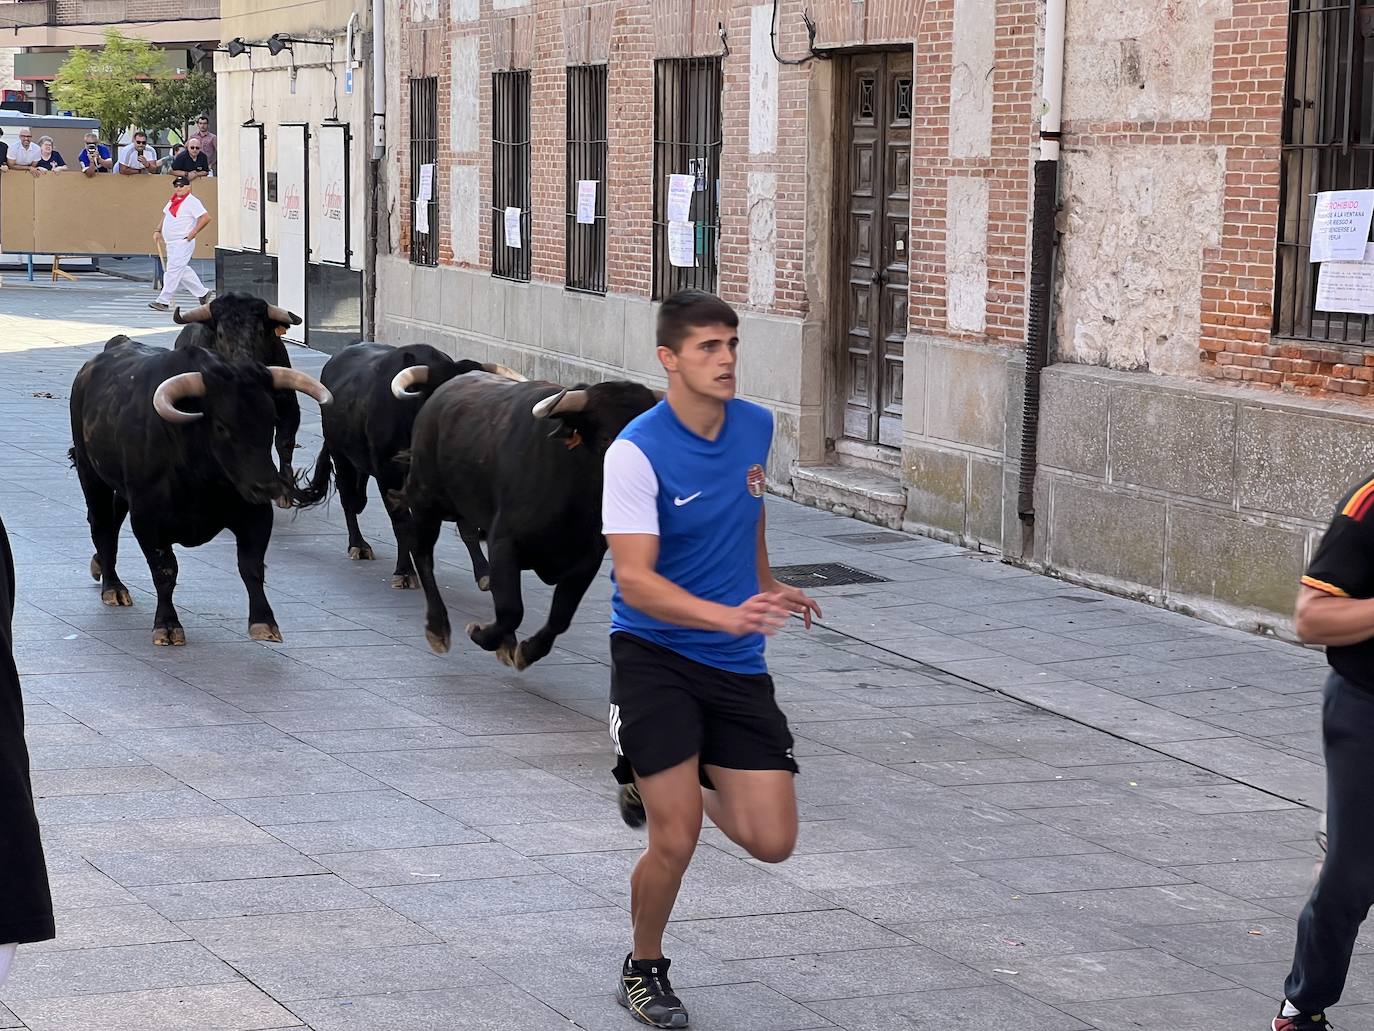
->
[746,463,766,498]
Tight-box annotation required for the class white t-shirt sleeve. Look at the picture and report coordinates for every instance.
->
[602,439,659,536]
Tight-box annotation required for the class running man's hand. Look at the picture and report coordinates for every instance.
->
[720,592,791,637]
[771,583,822,629]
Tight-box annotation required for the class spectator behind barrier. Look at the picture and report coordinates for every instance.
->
[8,129,40,170]
[116,131,158,175]
[171,137,210,180]
[191,115,217,175]
[32,137,65,175]
[79,132,113,176]
[158,143,184,176]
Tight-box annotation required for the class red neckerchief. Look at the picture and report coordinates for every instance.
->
[167,193,187,218]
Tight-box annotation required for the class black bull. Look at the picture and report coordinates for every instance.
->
[171,292,304,497]
[404,372,658,670]
[295,342,525,589]
[69,337,330,646]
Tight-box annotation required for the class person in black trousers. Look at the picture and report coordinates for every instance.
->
[1274,474,1374,1030]
[0,513,54,986]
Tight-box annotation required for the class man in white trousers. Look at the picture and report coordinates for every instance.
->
[149,175,212,312]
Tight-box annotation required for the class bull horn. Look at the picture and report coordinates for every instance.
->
[481,363,527,382]
[391,365,429,399]
[152,372,206,423]
[531,388,588,418]
[268,367,332,405]
[266,304,303,326]
[172,304,211,325]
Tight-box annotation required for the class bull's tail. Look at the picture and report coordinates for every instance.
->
[293,447,335,508]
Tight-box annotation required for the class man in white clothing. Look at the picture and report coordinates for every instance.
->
[116,130,158,175]
[6,128,40,169]
[149,176,212,312]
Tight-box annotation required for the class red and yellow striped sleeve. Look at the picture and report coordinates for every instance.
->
[1301,575,1350,597]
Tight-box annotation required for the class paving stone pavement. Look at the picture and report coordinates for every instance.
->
[0,283,1357,1029]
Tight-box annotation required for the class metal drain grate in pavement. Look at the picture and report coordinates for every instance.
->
[769,562,891,588]
[824,531,911,546]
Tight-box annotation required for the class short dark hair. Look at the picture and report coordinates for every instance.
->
[656,289,739,352]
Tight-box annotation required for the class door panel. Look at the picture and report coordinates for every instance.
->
[276,123,309,344]
[839,51,912,447]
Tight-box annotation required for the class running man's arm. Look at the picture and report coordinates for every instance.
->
[1296,509,1374,646]
[753,508,821,628]
[186,212,211,242]
[607,533,786,636]
[1294,587,1374,646]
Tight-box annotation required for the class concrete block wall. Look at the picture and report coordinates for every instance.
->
[1034,363,1374,632]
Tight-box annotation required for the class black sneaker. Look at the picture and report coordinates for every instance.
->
[1274,1007,1331,1030]
[618,783,646,829]
[618,954,688,1028]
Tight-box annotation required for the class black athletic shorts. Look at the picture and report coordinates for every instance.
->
[608,631,798,786]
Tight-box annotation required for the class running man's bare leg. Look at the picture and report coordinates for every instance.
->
[701,766,798,864]
[631,757,704,960]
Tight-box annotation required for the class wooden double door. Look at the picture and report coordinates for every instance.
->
[837,50,913,448]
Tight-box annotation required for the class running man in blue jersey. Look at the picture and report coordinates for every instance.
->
[601,289,821,1028]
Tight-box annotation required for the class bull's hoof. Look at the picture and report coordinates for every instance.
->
[89,555,101,581]
[427,627,452,654]
[497,639,530,671]
[390,573,421,590]
[101,587,133,607]
[152,626,186,647]
[348,546,375,561]
[275,496,293,510]
[249,623,283,643]
[476,575,491,592]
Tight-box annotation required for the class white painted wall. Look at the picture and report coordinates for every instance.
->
[748,4,778,156]
[949,0,994,159]
[946,177,989,334]
[215,41,369,270]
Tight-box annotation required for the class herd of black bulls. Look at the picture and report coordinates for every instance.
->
[69,293,660,668]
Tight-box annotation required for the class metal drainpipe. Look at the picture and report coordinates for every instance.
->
[1017,0,1067,521]
[364,0,386,341]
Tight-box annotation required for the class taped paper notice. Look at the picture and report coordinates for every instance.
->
[414,199,429,236]
[667,174,694,223]
[576,180,597,225]
[504,206,522,249]
[668,220,695,268]
[1316,243,1374,314]
[1311,190,1374,263]
[417,163,434,203]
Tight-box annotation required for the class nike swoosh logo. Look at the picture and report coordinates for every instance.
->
[673,492,702,507]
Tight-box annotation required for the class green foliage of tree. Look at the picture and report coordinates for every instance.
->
[49,30,169,146]
[133,73,217,146]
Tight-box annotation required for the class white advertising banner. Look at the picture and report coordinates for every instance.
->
[276,124,308,344]
[316,124,348,265]
[238,125,263,252]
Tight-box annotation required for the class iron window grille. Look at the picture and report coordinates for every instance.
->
[652,57,723,298]
[1274,0,1373,343]
[409,77,438,267]
[566,64,608,294]
[492,69,532,282]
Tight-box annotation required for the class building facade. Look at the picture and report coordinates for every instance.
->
[376,0,1373,633]
[213,0,371,351]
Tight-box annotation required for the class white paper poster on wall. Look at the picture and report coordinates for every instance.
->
[276,124,308,344]
[1311,190,1374,263]
[415,163,434,236]
[316,124,348,265]
[576,180,598,225]
[666,174,694,223]
[504,206,522,249]
[238,125,263,252]
[1316,243,1374,314]
[668,220,695,267]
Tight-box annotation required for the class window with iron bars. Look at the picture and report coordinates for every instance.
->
[492,70,531,282]
[652,57,722,299]
[566,64,608,294]
[409,76,438,268]
[1274,0,1374,343]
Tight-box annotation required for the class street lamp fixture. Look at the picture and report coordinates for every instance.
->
[224,38,270,58]
[266,33,334,56]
